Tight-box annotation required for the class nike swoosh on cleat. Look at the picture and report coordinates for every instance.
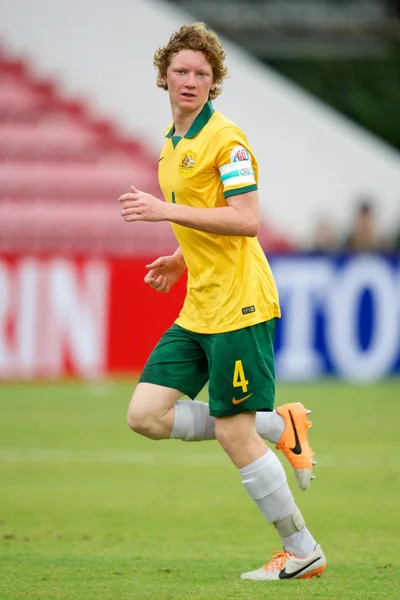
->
[159,157,164,162]
[279,556,320,579]
[288,410,302,455]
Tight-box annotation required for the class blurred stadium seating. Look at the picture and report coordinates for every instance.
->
[0,46,293,256]
[0,47,179,256]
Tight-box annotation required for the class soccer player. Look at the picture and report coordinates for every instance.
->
[118,23,326,581]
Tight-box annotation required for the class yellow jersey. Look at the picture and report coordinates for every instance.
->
[158,101,280,334]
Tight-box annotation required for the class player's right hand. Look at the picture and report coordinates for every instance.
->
[144,254,186,293]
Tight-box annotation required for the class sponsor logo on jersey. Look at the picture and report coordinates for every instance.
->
[179,151,197,177]
[231,145,250,163]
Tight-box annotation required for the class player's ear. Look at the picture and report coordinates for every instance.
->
[210,81,216,92]
[159,69,168,89]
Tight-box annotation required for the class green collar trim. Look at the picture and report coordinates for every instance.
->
[166,101,215,139]
[171,135,182,150]
[166,124,174,138]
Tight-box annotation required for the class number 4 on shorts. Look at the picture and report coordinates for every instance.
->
[233,360,249,393]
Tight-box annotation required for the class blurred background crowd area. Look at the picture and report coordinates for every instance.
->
[310,196,400,253]
[0,0,399,256]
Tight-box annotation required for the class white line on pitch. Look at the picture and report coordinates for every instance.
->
[0,448,398,468]
[0,447,229,466]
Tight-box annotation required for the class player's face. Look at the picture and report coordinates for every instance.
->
[164,50,216,113]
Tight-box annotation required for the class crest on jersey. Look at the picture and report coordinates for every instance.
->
[231,145,250,163]
[179,150,197,177]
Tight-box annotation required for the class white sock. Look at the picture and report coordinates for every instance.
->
[282,529,316,557]
[239,451,317,557]
[169,401,284,444]
[255,411,285,444]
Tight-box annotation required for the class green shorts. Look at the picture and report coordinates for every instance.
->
[139,319,277,417]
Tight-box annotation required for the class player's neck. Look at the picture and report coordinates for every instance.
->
[171,103,205,137]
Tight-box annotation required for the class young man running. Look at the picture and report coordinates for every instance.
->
[119,22,326,581]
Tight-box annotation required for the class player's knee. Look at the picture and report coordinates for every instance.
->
[127,403,157,438]
[214,418,235,449]
[215,413,256,450]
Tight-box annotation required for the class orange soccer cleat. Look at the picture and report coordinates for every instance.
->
[275,402,316,491]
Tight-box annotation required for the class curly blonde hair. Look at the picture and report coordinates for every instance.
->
[153,23,228,100]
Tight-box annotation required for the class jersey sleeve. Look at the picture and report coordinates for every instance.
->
[214,126,258,199]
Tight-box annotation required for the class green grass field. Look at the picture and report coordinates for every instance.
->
[1,380,399,599]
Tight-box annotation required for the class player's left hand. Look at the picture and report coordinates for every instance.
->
[119,186,167,222]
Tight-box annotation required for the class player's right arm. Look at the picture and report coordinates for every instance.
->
[144,247,186,293]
